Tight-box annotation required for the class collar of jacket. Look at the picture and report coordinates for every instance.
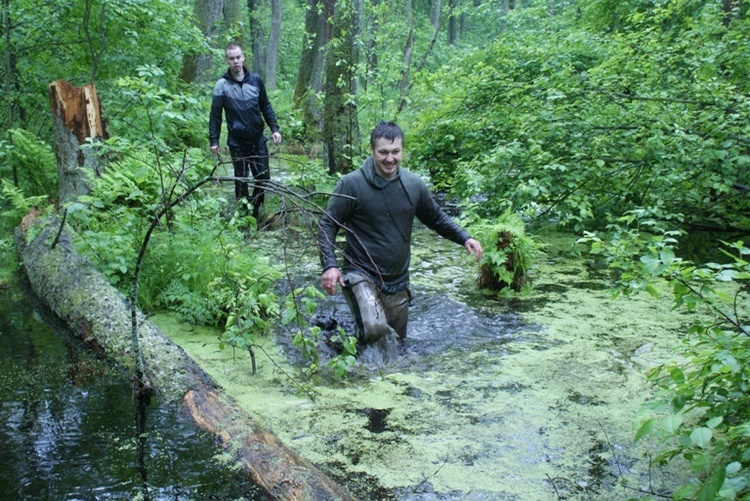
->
[223,66,250,83]
[361,156,400,189]
[359,156,415,207]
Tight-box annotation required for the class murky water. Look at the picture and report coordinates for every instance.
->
[162,222,694,500]
[0,277,269,500]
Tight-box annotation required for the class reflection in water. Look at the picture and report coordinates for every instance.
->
[0,279,269,500]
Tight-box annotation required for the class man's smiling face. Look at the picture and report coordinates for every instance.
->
[371,137,403,179]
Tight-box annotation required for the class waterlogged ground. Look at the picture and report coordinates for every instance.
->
[158,226,694,500]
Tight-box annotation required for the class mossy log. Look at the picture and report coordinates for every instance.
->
[15,214,353,501]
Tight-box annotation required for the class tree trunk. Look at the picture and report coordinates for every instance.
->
[265,0,281,89]
[501,0,509,32]
[429,0,440,29]
[15,215,355,501]
[448,0,459,44]
[48,80,107,206]
[248,0,267,78]
[293,0,332,137]
[398,0,413,92]
[723,0,742,26]
[398,26,413,91]
[363,0,380,91]
[322,0,361,175]
[223,0,243,39]
[448,14,457,44]
[3,0,17,186]
[180,0,225,83]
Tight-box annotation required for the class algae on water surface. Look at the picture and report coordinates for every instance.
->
[157,228,692,499]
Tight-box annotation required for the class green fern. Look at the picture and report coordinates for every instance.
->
[469,210,542,292]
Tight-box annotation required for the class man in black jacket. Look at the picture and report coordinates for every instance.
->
[318,121,483,357]
[209,43,282,220]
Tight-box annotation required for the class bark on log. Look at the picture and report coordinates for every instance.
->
[48,80,107,205]
[15,214,354,501]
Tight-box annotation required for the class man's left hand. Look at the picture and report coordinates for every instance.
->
[465,238,484,261]
[272,132,282,145]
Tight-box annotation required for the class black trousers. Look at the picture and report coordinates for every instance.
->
[230,138,270,216]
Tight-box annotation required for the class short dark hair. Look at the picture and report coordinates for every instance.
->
[225,43,243,54]
[370,121,405,149]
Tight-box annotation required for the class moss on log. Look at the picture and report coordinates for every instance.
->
[16,214,354,501]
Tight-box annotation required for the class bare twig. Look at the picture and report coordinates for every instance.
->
[50,208,67,250]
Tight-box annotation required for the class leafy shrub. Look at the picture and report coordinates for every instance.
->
[0,129,58,199]
[407,5,750,233]
[466,209,541,292]
[581,211,750,500]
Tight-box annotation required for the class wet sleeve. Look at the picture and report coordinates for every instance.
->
[318,179,353,271]
[415,182,471,246]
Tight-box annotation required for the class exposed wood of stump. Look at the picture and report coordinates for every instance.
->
[15,214,354,501]
[48,80,107,205]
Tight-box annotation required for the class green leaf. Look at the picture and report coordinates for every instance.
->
[634,418,656,442]
[663,414,683,434]
[674,483,699,500]
[697,465,725,501]
[691,454,712,471]
[705,416,723,429]
[690,427,712,448]
[725,461,741,476]
[644,284,660,299]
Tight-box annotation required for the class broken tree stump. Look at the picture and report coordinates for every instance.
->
[48,80,107,205]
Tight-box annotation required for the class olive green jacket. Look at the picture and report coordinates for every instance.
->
[318,157,471,291]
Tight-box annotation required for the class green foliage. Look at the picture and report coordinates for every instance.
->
[466,209,541,292]
[2,0,204,136]
[0,179,49,225]
[581,211,750,500]
[326,328,357,380]
[0,180,48,284]
[292,327,319,383]
[407,3,750,234]
[283,285,357,381]
[281,285,326,327]
[0,130,58,199]
[108,67,208,151]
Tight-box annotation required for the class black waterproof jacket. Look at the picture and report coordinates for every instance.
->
[318,157,471,291]
[209,67,279,151]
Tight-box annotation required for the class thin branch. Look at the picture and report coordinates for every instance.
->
[50,208,67,250]
[396,1,458,114]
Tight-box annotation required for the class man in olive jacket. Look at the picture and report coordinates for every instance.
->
[318,121,483,355]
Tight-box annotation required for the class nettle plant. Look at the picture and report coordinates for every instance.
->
[580,210,750,500]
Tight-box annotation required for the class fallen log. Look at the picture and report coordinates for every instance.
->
[15,213,353,501]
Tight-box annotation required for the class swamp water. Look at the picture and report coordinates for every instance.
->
[0,278,269,500]
[157,226,694,500]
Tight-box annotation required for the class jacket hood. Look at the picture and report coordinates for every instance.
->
[223,66,250,82]
[360,156,415,206]
[361,156,399,189]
